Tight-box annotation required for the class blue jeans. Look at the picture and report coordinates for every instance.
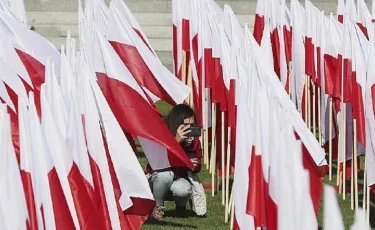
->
[149,170,192,207]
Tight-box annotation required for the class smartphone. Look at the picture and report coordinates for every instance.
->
[186,125,202,137]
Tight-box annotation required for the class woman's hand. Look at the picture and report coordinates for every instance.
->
[176,124,191,143]
[191,158,199,167]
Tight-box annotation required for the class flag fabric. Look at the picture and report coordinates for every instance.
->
[80,62,123,230]
[0,0,27,25]
[337,0,345,22]
[246,86,271,228]
[89,74,155,229]
[0,106,29,230]
[365,23,375,192]
[93,29,193,170]
[233,66,255,230]
[350,209,370,230]
[41,82,105,229]
[2,1,375,229]
[324,15,341,97]
[172,0,191,79]
[19,98,40,230]
[253,0,267,45]
[107,0,190,106]
[323,185,345,230]
[291,0,306,116]
[112,0,157,55]
[28,92,65,230]
[351,23,367,148]
[356,0,370,39]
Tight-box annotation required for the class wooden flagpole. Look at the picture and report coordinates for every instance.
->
[366,187,370,226]
[351,142,354,210]
[353,119,358,210]
[363,157,367,210]
[318,87,322,145]
[203,90,209,169]
[307,76,312,130]
[329,98,333,180]
[186,60,193,108]
[229,184,235,228]
[225,128,232,222]
[210,103,217,174]
[181,51,187,85]
[210,103,217,196]
[343,104,347,200]
[221,112,226,205]
[337,106,342,190]
[313,83,316,138]
[230,204,235,230]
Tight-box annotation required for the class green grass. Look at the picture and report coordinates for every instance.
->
[138,150,229,230]
[137,101,375,229]
[142,163,227,230]
[317,158,375,229]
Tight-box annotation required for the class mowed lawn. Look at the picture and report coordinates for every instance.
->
[137,101,375,229]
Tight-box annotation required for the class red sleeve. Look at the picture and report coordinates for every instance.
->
[144,163,152,175]
[192,138,203,174]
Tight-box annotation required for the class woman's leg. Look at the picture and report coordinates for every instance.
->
[149,170,174,207]
[169,178,193,208]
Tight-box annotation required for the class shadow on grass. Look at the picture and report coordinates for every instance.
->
[163,209,207,219]
[145,218,198,229]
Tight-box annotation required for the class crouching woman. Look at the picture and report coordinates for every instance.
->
[145,104,206,220]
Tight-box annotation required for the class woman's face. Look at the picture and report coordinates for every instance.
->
[183,116,195,145]
[183,116,195,126]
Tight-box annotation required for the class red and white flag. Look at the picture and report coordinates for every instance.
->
[93,29,193,170]
[0,11,60,77]
[365,24,375,192]
[0,107,28,230]
[28,92,66,230]
[80,62,124,230]
[278,124,318,230]
[291,0,306,115]
[89,73,155,229]
[19,98,40,230]
[337,0,345,22]
[253,0,268,45]
[351,23,367,149]
[111,0,156,55]
[356,0,371,38]
[0,79,15,112]
[41,82,105,229]
[324,15,341,97]
[246,86,271,228]
[0,16,32,88]
[107,1,190,105]
[233,72,255,230]
[66,94,96,203]
[172,0,191,79]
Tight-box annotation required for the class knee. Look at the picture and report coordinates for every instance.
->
[152,170,174,186]
[172,179,192,199]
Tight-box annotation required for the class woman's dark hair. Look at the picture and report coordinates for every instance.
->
[166,104,196,136]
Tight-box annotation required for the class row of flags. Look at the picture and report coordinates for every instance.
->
[171,0,374,229]
[0,0,197,228]
[0,0,373,229]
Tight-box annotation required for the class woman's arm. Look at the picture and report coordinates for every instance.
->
[191,138,203,174]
